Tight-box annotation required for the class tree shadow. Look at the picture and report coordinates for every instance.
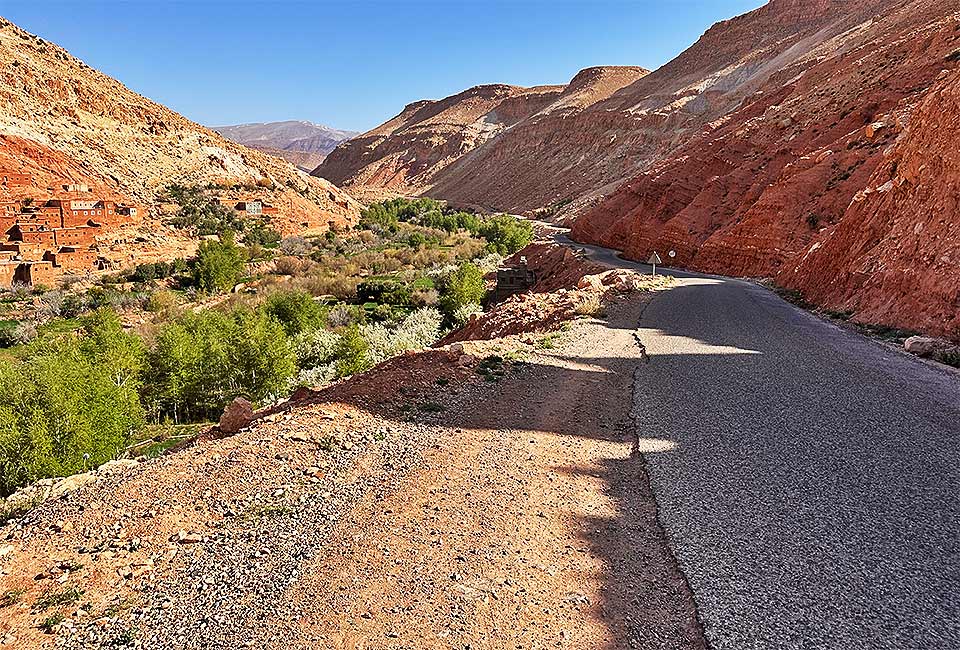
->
[274,275,960,649]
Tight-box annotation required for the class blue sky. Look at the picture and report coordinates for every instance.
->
[3,0,765,132]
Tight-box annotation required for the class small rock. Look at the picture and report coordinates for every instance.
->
[219,397,254,434]
[904,336,939,358]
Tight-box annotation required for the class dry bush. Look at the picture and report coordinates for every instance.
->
[451,239,485,260]
[273,255,312,277]
[280,235,312,257]
[145,289,182,316]
[574,292,605,317]
[412,288,439,306]
[301,274,359,301]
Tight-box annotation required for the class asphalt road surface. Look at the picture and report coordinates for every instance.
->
[566,233,960,649]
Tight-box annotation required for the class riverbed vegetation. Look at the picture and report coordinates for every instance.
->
[0,197,534,496]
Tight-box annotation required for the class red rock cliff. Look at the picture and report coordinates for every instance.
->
[572,0,960,337]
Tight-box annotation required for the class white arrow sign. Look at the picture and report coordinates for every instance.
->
[647,251,662,275]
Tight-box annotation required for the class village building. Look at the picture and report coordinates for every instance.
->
[0,192,137,288]
[236,200,278,216]
[1,171,33,188]
[494,257,537,301]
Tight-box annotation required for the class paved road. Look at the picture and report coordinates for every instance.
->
[564,232,960,649]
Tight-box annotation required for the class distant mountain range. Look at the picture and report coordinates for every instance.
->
[211,121,358,172]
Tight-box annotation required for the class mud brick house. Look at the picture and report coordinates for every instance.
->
[1,171,33,187]
[236,200,278,216]
[495,257,537,301]
[0,194,136,288]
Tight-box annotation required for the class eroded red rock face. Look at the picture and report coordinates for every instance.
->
[573,0,960,337]
[780,70,960,337]
[317,0,895,214]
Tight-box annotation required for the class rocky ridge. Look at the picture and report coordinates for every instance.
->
[573,0,960,336]
[0,19,360,236]
[315,82,568,193]
[212,121,358,172]
[316,1,891,213]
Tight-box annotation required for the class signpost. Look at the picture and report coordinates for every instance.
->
[647,251,662,275]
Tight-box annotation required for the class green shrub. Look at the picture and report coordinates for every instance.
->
[356,279,412,307]
[243,221,282,248]
[335,325,371,377]
[437,262,486,324]
[0,309,145,496]
[293,328,342,370]
[166,184,242,235]
[194,231,245,294]
[145,307,294,423]
[477,214,533,255]
[0,320,19,348]
[262,290,325,335]
[362,307,443,365]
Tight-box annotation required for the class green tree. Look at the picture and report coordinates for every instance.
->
[262,290,325,336]
[228,309,296,402]
[335,325,371,377]
[477,214,533,255]
[194,230,245,294]
[145,307,295,423]
[437,262,486,323]
[0,311,145,496]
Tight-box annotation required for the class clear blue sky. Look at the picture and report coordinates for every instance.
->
[3,0,765,133]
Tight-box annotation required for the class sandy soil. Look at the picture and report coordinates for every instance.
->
[0,280,702,650]
[275,297,705,650]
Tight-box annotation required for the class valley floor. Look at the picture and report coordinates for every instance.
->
[3,240,958,649]
[0,288,705,649]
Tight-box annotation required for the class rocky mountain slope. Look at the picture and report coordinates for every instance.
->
[573,0,960,336]
[317,0,960,337]
[0,19,359,235]
[314,82,572,193]
[315,1,891,213]
[212,121,357,172]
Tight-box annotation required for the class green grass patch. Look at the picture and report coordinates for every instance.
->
[536,333,563,350]
[39,613,64,633]
[412,276,436,290]
[1,589,23,608]
[35,586,83,611]
[129,422,206,459]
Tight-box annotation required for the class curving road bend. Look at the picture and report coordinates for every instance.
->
[564,232,960,649]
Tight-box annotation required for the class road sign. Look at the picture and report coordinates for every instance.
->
[648,251,662,275]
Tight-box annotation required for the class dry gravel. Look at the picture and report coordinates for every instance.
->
[1,287,701,650]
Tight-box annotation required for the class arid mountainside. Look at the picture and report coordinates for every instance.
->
[573,0,960,336]
[212,121,357,172]
[316,0,894,213]
[0,18,359,235]
[319,0,959,336]
[314,81,571,192]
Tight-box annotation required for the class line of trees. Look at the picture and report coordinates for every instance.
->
[0,258,487,496]
[358,198,533,255]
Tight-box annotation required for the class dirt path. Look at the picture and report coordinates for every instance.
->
[275,298,706,650]
[0,286,703,650]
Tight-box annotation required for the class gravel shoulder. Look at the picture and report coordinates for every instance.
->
[0,282,702,650]
[277,296,705,650]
